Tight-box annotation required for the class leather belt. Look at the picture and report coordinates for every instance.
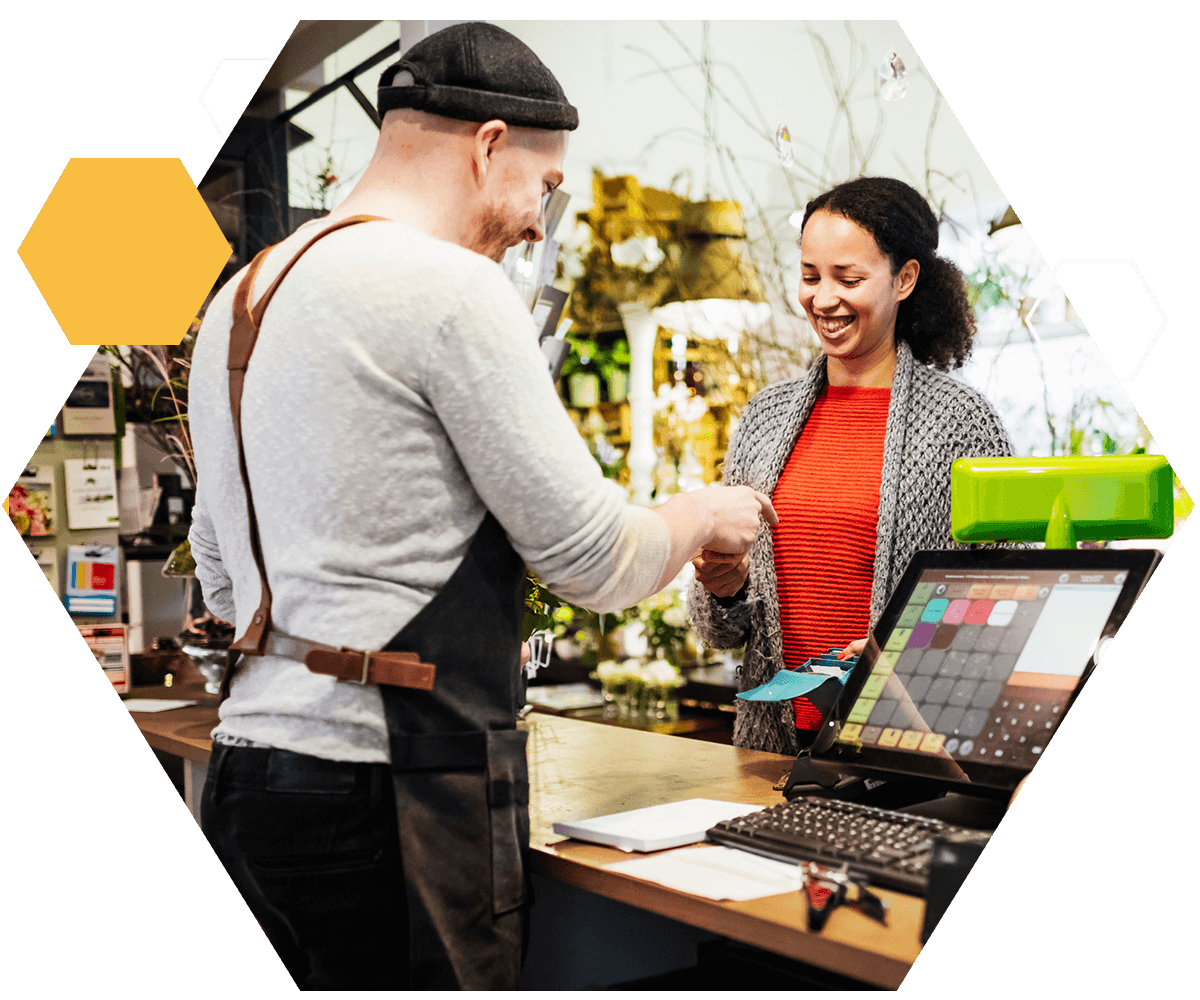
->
[260,629,436,691]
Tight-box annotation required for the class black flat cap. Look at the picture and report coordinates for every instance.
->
[377,22,578,131]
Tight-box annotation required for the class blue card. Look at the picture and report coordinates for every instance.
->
[737,668,849,702]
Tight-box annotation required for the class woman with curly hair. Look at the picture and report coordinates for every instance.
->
[688,175,1015,755]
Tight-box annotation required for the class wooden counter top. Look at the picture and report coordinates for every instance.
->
[125,681,220,766]
[127,689,922,988]
[523,712,921,989]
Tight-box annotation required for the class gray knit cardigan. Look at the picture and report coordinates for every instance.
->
[688,340,1016,755]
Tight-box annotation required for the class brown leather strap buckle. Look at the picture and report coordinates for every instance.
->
[303,646,436,691]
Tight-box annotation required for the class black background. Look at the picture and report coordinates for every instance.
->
[9,21,1185,989]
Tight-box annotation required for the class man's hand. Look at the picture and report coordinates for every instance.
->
[652,485,777,593]
[699,484,778,554]
[520,642,531,667]
[692,549,750,598]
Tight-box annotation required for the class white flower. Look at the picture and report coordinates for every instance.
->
[610,236,665,272]
[562,256,585,280]
[663,606,688,629]
[645,658,680,685]
[596,659,643,684]
[653,381,691,415]
[621,622,649,659]
[554,638,581,660]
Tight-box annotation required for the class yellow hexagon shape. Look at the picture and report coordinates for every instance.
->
[18,158,232,346]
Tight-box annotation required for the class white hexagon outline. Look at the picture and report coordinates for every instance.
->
[1022,256,1171,381]
[201,56,276,139]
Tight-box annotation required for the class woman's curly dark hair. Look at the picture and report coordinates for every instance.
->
[800,176,975,371]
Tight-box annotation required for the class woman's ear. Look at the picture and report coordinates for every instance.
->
[895,258,920,301]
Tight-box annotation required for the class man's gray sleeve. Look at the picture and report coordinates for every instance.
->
[188,483,237,624]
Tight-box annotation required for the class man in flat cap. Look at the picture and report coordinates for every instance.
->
[188,22,773,990]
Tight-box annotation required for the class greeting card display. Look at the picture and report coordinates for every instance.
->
[6,466,57,537]
[65,544,118,616]
[64,458,120,530]
[62,354,116,436]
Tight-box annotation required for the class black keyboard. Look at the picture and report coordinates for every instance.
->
[706,796,991,897]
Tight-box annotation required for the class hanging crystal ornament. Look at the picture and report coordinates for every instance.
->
[878,51,907,101]
[775,122,795,168]
[670,331,689,379]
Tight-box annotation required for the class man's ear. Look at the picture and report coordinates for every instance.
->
[471,119,508,188]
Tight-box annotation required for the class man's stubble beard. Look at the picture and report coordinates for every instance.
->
[472,198,524,263]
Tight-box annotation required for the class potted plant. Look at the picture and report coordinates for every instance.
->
[560,334,602,408]
[598,337,631,403]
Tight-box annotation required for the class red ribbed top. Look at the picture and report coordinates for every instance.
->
[772,386,891,728]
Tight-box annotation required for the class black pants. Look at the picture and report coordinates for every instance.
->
[201,743,407,990]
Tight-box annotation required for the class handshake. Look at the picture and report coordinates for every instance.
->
[653,484,777,598]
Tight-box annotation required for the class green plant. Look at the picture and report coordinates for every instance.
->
[306,150,342,214]
[559,334,603,381]
[563,336,631,402]
[597,337,631,385]
[99,331,198,487]
[627,588,694,666]
[1062,394,1123,458]
[100,328,201,576]
[523,570,628,665]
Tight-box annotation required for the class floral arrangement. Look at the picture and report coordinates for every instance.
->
[592,656,685,721]
[524,570,623,664]
[524,566,701,668]
[5,484,53,537]
[525,565,699,723]
[622,582,697,667]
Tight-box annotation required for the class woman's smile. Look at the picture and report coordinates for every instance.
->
[798,208,918,385]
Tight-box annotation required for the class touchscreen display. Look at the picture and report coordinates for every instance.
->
[836,567,1126,770]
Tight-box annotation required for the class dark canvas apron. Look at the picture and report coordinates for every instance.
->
[221,216,531,989]
[379,512,529,988]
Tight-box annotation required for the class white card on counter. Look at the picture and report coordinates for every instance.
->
[552,798,762,853]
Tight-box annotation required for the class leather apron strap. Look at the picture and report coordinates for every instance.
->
[219,215,388,699]
[227,215,385,654]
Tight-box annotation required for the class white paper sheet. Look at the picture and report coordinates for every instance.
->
[605,844,804,901]
[123,699,198,713]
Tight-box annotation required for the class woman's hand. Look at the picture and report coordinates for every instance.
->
[520,642,531,667]
[692,549,750,598]
[839,638,868,660]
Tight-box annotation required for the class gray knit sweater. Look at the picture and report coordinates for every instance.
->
[688,340,1016,755]
[189,217,669,763]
